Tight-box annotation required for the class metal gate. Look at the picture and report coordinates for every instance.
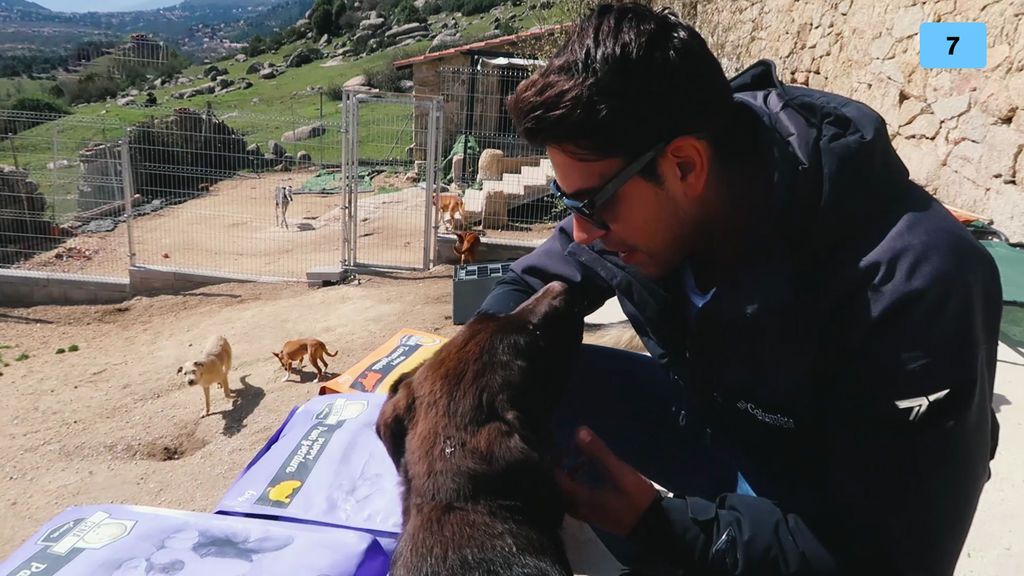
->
[340,89,443,272]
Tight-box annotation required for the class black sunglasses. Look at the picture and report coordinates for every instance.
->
[550,141,667,230]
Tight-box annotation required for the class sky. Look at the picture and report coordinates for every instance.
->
[33,0,179,12]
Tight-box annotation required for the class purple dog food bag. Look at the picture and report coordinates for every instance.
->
[215,393,403,543]
[0,504,388,576]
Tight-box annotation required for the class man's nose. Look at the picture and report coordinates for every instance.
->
[572,214,606,245]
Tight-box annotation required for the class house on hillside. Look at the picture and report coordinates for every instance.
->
[389,25,567,239]
[392,25,563,171]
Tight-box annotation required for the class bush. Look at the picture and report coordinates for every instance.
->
[421,0,443,16]
[311,0,335,37]
[392,0,425,25]
[363,61,413,93]
[10,96,68,115]
[325,82,346,101]
[246,34,267,57]
[61,73,121,106]
[0,96,69,136]
[338,11,362,32]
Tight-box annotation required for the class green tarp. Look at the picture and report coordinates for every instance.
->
[982,241,1024,305]
[981,240,1024,356]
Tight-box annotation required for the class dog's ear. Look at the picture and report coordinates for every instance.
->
[193,360,204,368]
[176,365,183,375]
[376,366,418,467]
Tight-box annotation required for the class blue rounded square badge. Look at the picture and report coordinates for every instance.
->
[920,22,987,69]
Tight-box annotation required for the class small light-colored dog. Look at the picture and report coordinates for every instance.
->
[434,192,466,231]
[275,185,294,229]
[272,338,338,382]
[177,335,235,417]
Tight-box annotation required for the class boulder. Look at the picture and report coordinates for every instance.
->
[268,140,287,158]
[245,61,262,74]
[116,96,135,106]
[344,74,369,88]
[296,150,313,163]
[477,149,505,181]
[246,143,262,156]
[234,53,247,63]
[286,47,323,68]
[281,122,326,143]
[259,67,278,80]
[359,17,386,31]
[202,64,219,77]
[386,22,429,39]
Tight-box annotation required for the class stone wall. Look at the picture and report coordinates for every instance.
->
[687,0,1024,240]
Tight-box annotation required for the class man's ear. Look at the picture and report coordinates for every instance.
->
[376,366,418,467]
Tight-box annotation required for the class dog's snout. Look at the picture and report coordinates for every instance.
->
[186,379,196,386]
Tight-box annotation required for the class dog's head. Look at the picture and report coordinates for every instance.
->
[453,231,479,249]
[271,351,292,372]
[376,281,583,498]
[177,361,204,386]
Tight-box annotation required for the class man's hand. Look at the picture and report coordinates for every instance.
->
[557,426,660,536]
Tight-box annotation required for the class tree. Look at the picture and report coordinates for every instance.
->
[332,0,347,26]
[392,0,424,25]
[246,34,266,57]
[312,0,335,37]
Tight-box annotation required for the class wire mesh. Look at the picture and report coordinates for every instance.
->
[1,103,349,282]
[439,66,562,248]
[341,90,441,272]
[126,105,346,280]
[0,110,128,279]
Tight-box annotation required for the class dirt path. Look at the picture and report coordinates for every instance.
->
[0,273,460,557]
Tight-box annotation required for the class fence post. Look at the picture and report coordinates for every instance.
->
[120,135,137,268]
[423,96,439,271]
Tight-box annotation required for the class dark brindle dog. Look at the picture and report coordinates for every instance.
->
[376,281,583,576]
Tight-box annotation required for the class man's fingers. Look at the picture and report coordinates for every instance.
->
[575,427,632,480]
[555,469,588,517]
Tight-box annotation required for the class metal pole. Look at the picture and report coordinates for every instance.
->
[120,135,137,268]
[423,97,437,270]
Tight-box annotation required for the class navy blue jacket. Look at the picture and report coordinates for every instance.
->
[478,60,1002,575]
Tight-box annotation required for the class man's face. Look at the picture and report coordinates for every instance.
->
[548,142,707,279]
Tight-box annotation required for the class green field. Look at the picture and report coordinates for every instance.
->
[0,77,57,106]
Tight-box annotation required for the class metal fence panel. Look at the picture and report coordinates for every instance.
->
[0,110,129,280]
[341,90,442,272]
[439,66,562,248]
[125,106,346,280]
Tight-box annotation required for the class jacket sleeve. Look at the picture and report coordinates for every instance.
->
[628,245,1002,575]
[477,217,615,315]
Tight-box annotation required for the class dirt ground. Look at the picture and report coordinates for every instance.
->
[17,169,557,280]
[0,273,462,559]
[0,273,1018,573]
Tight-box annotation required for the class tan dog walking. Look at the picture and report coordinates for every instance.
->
[177,335,235,417]
[272,338,338,382]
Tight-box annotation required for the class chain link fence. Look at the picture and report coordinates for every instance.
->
[1,103,353,283]
[440,66,563,248]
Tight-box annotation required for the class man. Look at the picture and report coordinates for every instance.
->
[477,3,1002,575]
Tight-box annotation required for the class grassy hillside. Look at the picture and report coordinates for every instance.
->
[0,2,568,220]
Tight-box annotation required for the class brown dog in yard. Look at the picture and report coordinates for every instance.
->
[177,335,234,418]
[376,281,583,576]
[272,338,337,381]
[453,230,480,266]
[434,192,466,231]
